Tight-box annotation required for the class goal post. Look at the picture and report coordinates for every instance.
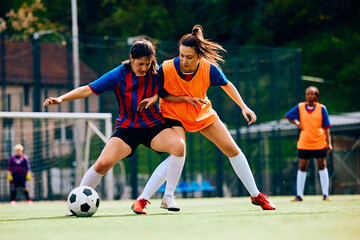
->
[0,111,119,201]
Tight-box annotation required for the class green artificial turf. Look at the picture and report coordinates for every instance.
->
[1,195,359,240]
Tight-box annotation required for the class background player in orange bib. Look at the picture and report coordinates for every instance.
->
[134,25,275,211]
[285,86,332,201]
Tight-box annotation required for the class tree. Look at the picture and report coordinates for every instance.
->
[1,0,66,40]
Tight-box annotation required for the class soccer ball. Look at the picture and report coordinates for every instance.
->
[67,186,100,217]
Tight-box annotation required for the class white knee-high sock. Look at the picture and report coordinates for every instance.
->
[164,155,185,196]
[296,170,307,197]
[80,166,104,189]
[229,151,260,197]
[137,157,169,200]
[319,168,329,196]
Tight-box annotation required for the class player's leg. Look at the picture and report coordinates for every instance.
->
[199,119,260,196]
[21,174,32,204]
[65,136,131,216]
[132,126,185,214]
[80,137,131,188]
[138,126,186,200]
[293,157,309,201]
[150,127,185,211]
[317,156,330,200]
[199,119,275,210]
[10,181,17,205]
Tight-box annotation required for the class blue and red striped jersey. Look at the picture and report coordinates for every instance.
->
[88,64,165,129]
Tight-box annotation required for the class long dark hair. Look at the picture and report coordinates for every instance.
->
[122,39,157,74]
[179,25,226,68]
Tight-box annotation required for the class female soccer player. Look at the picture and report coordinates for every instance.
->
[285,86,332,201]
[132,25,276,213]
[8,144,32,205]
[43,39,185,215]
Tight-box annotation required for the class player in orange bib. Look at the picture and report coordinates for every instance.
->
[285,86,332,201]
[133,25,276,212]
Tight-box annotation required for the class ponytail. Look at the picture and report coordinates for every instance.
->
[179,25,226,68]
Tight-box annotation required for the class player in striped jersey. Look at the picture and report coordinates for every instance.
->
[43,39,185,215]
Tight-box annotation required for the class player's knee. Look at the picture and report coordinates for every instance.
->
[299,166,307,171]
[223,145,240,158]
[93,160,112,174]
[318,164,326,170]
[171,138,185,157]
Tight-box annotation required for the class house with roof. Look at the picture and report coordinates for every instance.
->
[0,41,101,160]
[0,40,99,112]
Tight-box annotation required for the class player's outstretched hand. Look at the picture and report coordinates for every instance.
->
[186,97,207,108]
[242,107,257,125]
[137,94,159,112]
[43,97,62,107]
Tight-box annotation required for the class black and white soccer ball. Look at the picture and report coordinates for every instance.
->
[67,186,100,217]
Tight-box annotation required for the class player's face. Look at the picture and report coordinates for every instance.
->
[305,88,318,103]
[15,149,22,156]
[179,45,200,73]
[130,56,152,76]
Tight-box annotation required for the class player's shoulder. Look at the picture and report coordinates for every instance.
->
[117,64,130,75]
[108,64,131,82]
[298,102,306,106]
[320,103,329,112]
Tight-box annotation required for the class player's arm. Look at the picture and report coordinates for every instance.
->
[221,81,256,125]
[153,65,207,108]
[7,171,13,182]
[284,105,301,129]
[322,106,332,153]
[43,85,94,106]
[163,95,207,107]
[325,128,333,154]
[137,93,159,112]
[286,117,301,128]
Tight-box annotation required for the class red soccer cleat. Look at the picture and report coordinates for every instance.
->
[251,193,276,210]
[131,198,151,214]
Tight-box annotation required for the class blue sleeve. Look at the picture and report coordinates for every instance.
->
[321,105,331,128]
[210,64,228,86]
[157,65,170,98]
[285,105,299,120]
[88,66,121,95]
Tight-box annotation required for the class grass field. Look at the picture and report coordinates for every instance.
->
[1,195,360,240]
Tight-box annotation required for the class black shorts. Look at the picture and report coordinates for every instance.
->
[298,148,327,159]
[11,175,26,188]
[111,123,170,158]
[164,118,184,129]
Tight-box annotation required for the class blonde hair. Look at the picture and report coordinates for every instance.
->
[14,144,24,151]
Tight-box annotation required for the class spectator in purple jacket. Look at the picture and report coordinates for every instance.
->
[8,144,32,205]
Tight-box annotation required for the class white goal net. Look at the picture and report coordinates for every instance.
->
[0,111,127,201]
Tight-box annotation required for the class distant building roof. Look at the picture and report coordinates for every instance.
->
[229,112,360,139]
[0,41,97,86]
